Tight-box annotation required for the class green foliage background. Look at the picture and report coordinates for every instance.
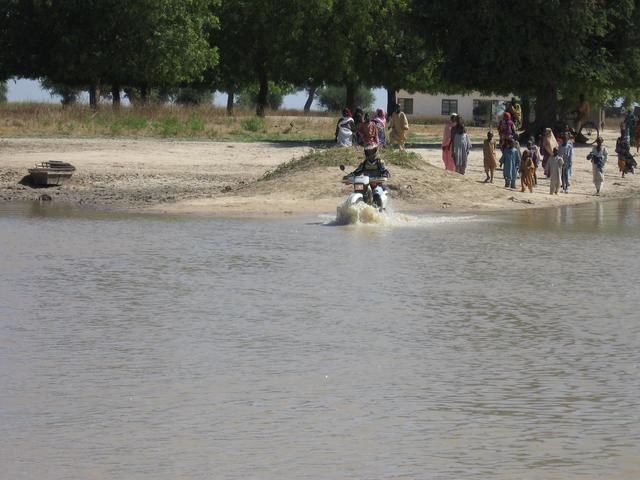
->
[2,0,640,121]
[317,86,375,112]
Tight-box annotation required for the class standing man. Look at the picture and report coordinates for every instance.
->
[558,132,574,193]
[500,139,519,189]
[548,147,564,195]
[587,137,608,195]
[388,103,409,151]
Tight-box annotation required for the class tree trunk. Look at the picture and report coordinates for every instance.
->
[386,88,397,116]
[303,85,317,114]
[534,85,558,128]
[226,91,234,116]
[524,85,558,139]
[140,84,150,106]
[112,83,121,111]
[521,94,531,131]
[256,74,268,117]
[345,83,357,112]
[89,83,100,110]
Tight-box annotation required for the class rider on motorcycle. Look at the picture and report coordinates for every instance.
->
[352,146,390,178]
[349,146,390,208]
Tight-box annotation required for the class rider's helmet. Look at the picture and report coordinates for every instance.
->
[364,145,378,160]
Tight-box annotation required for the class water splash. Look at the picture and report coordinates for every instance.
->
[330,199,478,227]
[335,200,388,225]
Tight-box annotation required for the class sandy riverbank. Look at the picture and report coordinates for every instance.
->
[1,131,639,217]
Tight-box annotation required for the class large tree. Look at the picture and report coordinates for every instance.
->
[299,0,439,113]
[310,0,383,110]
[366,0,440,114]
[412,0,640,133]
[216,0,331,117]
[1,0,218,109]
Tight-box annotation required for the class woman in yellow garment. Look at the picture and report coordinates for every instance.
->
[519,149,536,193]
[388,103,409,151]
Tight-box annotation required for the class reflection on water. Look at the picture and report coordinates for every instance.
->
[1,199,639,480]
[502,197,640,234]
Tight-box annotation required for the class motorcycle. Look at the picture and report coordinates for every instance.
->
[339,164,388,211]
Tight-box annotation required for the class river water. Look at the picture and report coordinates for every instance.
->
[1,200,639,480]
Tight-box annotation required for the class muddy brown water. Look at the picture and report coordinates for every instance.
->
[1,200,639,479]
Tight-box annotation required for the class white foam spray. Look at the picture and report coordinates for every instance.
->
[329,199,478,228]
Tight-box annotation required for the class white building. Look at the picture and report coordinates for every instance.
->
[396,90,513,125]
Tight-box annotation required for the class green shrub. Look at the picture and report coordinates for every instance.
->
[119,114,148,131]
[110,114,147,135]
[110,123,124,135]
[91,112,111,127]
[56,121,71,135]
[152,115,183,137]
[240,116,265,132]
[381,149,423,169]
[186,113,205,134]
[317,85,374,112]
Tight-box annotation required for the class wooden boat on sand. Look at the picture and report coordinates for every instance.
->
[28,161,76,186]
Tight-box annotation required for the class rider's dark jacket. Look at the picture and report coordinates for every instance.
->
[353,156,389,178]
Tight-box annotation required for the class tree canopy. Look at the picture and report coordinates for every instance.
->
[2,0,640,119]
[1,0,218,107]
[317,85,374,112]
[412,0,640,130]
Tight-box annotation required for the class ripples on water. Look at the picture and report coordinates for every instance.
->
[1,200,639,480]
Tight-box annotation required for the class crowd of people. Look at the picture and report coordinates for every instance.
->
[336,99,638,198]
[335,103,410,151]
[442,105,638,197]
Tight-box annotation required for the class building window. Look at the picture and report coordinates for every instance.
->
[441,99,458,116]
[473,99,492,121]
[398,98,413,115]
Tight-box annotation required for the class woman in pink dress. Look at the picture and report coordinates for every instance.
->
[441,113,457,171]
[373,108,387,146]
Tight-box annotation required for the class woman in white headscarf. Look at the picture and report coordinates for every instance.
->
[335,108,355,147]
[541,128,558,177]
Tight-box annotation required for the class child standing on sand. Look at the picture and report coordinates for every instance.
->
[519,149,535,193]
[483,131,497,183]
[526,138,541,185]
[558,133,574,194]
